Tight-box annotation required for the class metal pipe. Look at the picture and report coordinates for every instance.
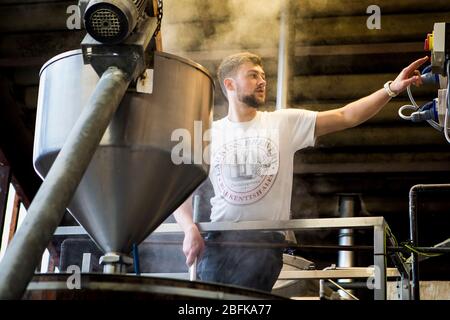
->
[409,183,450,301]
[189,195,200,281]
[0,66,130,299]
[100,252,133,274]
[338,195,357,266]
[337,194,359,299]
[276,0,294,110]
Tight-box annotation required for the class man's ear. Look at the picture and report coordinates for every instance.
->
[224,78,235,92]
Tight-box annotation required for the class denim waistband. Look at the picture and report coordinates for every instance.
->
[204,230,285,243]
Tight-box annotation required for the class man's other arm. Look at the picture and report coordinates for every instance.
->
[173,194,205,266]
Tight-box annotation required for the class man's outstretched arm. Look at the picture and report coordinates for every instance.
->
[314,56,428,138]
[173,194,205,267]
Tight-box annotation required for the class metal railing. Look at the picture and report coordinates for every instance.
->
[54,216,410,300]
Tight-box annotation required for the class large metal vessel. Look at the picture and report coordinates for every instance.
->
[34,50,213,259]
[24,274,282,300]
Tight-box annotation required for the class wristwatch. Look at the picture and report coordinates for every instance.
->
[383,80,398,98]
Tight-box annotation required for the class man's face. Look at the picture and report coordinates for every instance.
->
[232,62,266,108]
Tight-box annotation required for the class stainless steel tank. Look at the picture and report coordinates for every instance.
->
[34,50,213,259]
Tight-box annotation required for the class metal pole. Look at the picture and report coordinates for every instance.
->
[189,195,200,281]
[337,195,357,299]
[276,0,294,110]
[0,66,130,299]
[373,224,387,300]
[409,183,450,301]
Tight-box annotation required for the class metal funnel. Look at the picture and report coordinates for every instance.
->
[34,50,213,256]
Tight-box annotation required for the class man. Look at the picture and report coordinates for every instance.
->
[174,52,427,292]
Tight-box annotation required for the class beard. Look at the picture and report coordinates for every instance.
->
[237,88,265,108]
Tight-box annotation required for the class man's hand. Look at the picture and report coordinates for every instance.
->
[182,224,205,267]
[389,56,429,94]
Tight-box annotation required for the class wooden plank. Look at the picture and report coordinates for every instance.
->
[0,31,84,58]
[295,161,450,174]
[296,150,450,167]
[13,68,41,86]
[294,42,424,57]
[0,76,41,203]
[164,43,425,77]
[295,0,450,18]
[24,86,39,109]
[167,42,424,62]
[290,193,450,218]
[296,100,430,123]
[315,126,446,148]
[292,172,450,196]
[161,0,450,23]
[0,57,50,68]
[162,0,229,24]
[7,193,20,244]
[162,12,450,51]
[0,0,66,4]
[292,73,434,101]
[295,12,450,45]
[0,1,76,33]
[0,156,11,246]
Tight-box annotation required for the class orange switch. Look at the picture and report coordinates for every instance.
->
[424,38,429,51]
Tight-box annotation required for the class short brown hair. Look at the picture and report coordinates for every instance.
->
[217,52,263,99]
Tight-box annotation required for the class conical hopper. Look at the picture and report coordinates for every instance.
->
[33,50,213,255]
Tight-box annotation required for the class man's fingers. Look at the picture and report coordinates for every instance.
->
[405,56,429,74]
[404,76,420,87]
[186,248,200,267]
[186,252,195,267]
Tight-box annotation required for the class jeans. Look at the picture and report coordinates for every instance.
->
[197,231,285,292]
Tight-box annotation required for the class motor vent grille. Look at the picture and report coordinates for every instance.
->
[90,8,122,38]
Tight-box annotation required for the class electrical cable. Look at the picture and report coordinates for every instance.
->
[403,243,443,258]
[398,85,419,120]
[399,63,448,135]
[444,61,450,143]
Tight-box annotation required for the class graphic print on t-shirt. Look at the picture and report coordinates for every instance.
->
[213,136,279,205]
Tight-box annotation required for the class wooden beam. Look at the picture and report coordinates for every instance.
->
[315,126,446,148]
[292,73,434,101]
[0,76,41,203]
[161,0,450,23]
[0,57,50,68]
[295,12,450,45]
[172,42,424,63]
[296,100,430,123]
[0,1,76,33]
[295,150,450,174]
[294,42,424,57]
[161,11,450,51]
[290,192,450,218]
[295,161,450,174]
[292,171,450,195]
[0,0,65,4]
[7,193,20,244]
[0,150,11,246]
[295,0,450,18]
[0,31,84,59]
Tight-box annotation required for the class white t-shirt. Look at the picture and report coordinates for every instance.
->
[208,109,318,223]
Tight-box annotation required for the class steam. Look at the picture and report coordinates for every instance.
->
[162,0,281,54]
